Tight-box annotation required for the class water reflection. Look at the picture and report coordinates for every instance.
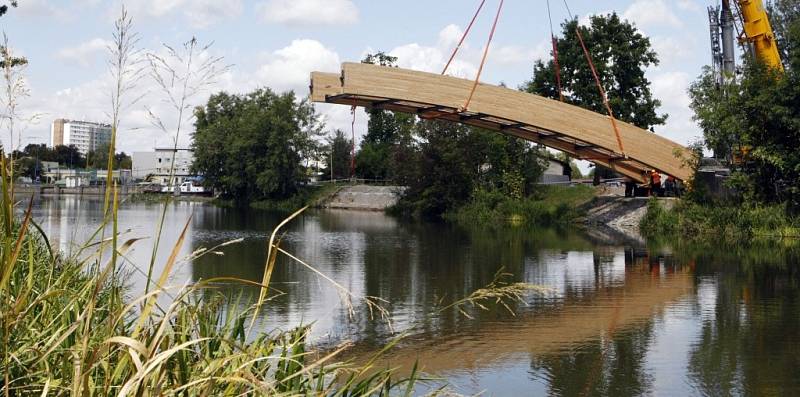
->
[26,196,800,396]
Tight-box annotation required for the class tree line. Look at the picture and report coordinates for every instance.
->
[12,143,132,180]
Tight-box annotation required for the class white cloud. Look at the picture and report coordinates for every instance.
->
[579,10,613,27]
[650,71,701,145]
[256,0,359,26]
[119,0,242,28]
[491,40,551,66]
[437,24,463,49]
[55,38,112,67]
[256,39,341,94]
[184,0,243,28]
[384,24,546,83]
[650,36,693,67]
[623,0,682,29]
[123,0,182,18]
[15,0,62,17]
[677,0,702,12]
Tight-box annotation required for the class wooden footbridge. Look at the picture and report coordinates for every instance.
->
[310,63,694,183]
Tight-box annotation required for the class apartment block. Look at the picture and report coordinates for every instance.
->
[50,119,112,155]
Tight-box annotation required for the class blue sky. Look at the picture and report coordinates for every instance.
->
[2,0,713,154]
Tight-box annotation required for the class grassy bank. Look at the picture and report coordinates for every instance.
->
[640,198,800,242]
[447,185,596,227]
[0,184,419,394]
[215,183,341,212]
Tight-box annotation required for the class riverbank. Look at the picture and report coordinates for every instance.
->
[640,199,800,242]
[211,183,342,211]
[446,185,596,227]
[1,184,418,395]
[318,185,404,211]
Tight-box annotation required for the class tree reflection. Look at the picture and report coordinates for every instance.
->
[687,246,800,395]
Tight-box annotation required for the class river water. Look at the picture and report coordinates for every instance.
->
[30,196,800,395]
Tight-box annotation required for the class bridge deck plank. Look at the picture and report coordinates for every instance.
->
[310,64,694,182]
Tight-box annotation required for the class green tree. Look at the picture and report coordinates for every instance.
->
[522,13,666,181]
[87,143,110,169]
[767,0,800,70]
[396,121,546,219]
[115,152,132,169]
[20,144,53,162]
[192,88,319,202]
[0,1,17,18]
[53,145,84,168]
[355,51,417,181]
[523,14,666,129]
[324,129,352,180]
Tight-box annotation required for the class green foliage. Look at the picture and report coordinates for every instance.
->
[324,129,353,180]
[0,169,419,395]
[449,185,596,227]
[11,143,130,177]
[767,0,800,70]
[193,89,320,203]
[84,143,132,170]
[689,4,800,208]
[640,199,800,243]
[0,1,17,18]
[393,120,548,219]
[362,51,398,67]
[12,143,86,170]
[355,140,389,179]
[522,13,666,130]
[355,52,418,182]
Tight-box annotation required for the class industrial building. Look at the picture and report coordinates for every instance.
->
[132,148,196,185]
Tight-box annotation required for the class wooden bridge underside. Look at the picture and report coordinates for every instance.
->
[310,63,694,183]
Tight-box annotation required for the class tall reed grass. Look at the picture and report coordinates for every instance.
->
[0,161,420,395]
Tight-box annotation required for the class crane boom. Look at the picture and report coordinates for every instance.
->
[737,0,784,71]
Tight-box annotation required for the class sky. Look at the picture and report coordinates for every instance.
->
[1,0,715,155]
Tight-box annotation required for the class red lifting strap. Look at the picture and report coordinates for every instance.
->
[350,104,356,178]
[574,26,626,156]
[443,0,487,76]
[546,0,565,102]
[559,0,626,156]
[461,0,504,112]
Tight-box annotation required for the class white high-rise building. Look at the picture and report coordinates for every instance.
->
[50,119,112,155]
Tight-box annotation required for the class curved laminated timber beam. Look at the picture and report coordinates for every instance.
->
[310,63,694,183]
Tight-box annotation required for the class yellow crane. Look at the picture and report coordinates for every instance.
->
[737,0,784,71]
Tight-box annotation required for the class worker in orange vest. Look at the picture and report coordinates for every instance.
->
[650,170,662,197]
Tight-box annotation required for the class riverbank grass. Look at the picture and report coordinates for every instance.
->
[214,183,342,211]
[640,198,800,242]
[0,185,418,394]
[448,185,596,226]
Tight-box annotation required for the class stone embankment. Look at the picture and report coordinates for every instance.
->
[580,196,677,240]
[318,185,404,211]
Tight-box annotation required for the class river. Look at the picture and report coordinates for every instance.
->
[29,195,800,395]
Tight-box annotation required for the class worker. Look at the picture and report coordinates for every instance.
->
[664,175,676,197]
[625,179,636,197]
[650,170,662,197]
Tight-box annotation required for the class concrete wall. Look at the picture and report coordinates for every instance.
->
[321,185,404,211]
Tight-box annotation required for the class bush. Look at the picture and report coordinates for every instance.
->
[640,199,800,243]
[447,185,595,227]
